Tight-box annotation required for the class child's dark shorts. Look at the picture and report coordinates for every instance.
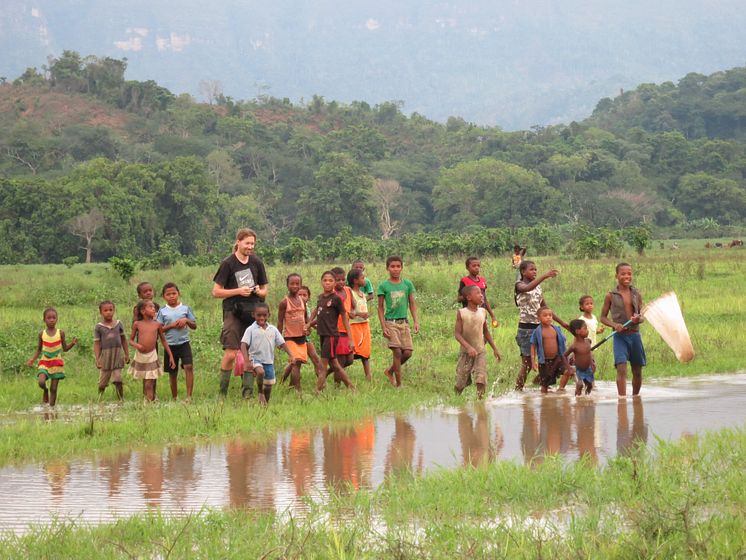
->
[613,331,646,366]
[164,342,193,375]
[537,355,565,387]
[575,366,594,385]
[320,336,339,360]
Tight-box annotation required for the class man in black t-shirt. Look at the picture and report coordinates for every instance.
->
[212,228,269,397]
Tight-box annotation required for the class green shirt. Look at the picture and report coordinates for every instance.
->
[347,277,374,296]
[377,278,416,320]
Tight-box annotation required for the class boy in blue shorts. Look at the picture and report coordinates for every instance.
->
[240,303,292,404]
[600,262,645,396]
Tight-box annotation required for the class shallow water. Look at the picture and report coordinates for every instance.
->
[1,374,745,533]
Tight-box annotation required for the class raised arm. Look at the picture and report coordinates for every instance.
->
[515,269,558,294]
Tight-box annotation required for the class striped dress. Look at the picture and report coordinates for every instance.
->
[38,329,66,379]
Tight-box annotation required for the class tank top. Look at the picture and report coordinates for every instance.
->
[458,307,486,353]
[39,329,64,375]
[350,289,369,324]
[282,295,307,338]
[336,286,353,333]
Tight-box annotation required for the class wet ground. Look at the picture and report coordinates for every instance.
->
[1,373,745,533]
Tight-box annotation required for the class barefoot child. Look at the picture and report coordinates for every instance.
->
[130,300,174,401]
[332,267,355,373]
[27,308,78,407]
[564,319,595,395]
[348,268,373,381]
[94,301,128,400]
[299,286,323,376]
[377,256,419,387]
[156,283,197,401]
[457,256,498,327]
[277,273,309,391]
[308,271,356,392]
[240,303,292,404]
[578,295,604,347]
[348,260,375,302]
[454,285,501,398]
[514,260,568,391]
[132,281,159,322]
[530,306,569,394]
[600,262,646,396]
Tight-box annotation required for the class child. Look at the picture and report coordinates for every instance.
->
[457,256,498,327]
[156,283,197,401]
[348,260,375,302]
[530,306,569,393]
[308,271,357,392]
[347,268,373,381]
[27,308,78,407]
[377,255,419,387]
[94,300,128,400]
[132,281,159,322]
[514,260,568,391]
[454,285,501,398]
[332,266,355,372]
[299,286,324,376]
[564,319,595,395]
[578,295,604,347]
[600,262,646,396]
[240,303,292,404]
[277,273,310,391]
[512,245,527,269]
[130,300,174,402]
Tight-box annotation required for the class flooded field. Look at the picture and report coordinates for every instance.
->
[1,373,745,533]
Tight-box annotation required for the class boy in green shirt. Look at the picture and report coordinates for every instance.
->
[377,255,419,387]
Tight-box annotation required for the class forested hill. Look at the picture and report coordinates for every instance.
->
[1,53,745,264]
[589,66,746,140]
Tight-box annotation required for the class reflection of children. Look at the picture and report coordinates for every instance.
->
[530,306,568,393]
[514,260,568,391]
[600,262,646,396]
[27,307,78,407]
[157,283,197,401]
[578,295,604,347]
[278,273,309,391]
[454,285,501,399]
[94,300,128,400]
[457,257,498,327]
[377,256,419,387]
[347,268,372,381]
[240,303,291,404]
[308,272,356,392]
[130,300,174,402]
[564,319,595,395]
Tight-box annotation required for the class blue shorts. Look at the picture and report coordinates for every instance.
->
[575,366,594,384]
[613,331,646,367]
[260,363,276,385]
[515,326,538,357]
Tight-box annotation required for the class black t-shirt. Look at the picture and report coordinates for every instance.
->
[315,292,344,337]
[213,254,268,313]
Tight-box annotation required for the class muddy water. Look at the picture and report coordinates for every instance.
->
[1,374,745,533]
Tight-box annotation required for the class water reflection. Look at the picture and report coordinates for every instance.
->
[2,375,744,532]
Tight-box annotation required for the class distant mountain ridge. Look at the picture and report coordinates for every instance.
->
[3,0,746,129]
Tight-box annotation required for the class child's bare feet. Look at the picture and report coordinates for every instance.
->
[258,393,267,406]
[384,368,396,386]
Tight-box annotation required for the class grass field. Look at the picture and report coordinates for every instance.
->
[0,245,745,465]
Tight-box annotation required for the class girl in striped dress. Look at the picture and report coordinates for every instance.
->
[27,307,77,407]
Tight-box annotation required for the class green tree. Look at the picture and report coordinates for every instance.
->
[676,173,746,224]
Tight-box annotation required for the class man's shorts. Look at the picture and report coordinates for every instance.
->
[385,320,413,351]
[335,332,352,356]
[258,363,276,385]
[320,336,339,360]
[98,368,122,387]
[455,351,487,390]
[164,342,193,375]
[575,366,594,385]
[613,331,646,367]
[220,310,253,350]
[515,325,538,357]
